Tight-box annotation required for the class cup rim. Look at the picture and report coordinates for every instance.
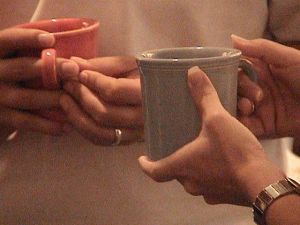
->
[16,17,99,37]
[136,46,241,65]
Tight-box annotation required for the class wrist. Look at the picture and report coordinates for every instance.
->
[237,159,285,205]
[253,177,300,225]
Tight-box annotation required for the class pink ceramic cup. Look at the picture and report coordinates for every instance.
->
[16,18,99,122]
[17,17,99,89]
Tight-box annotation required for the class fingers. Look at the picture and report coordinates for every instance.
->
[0,83,62,110]
[231,34,300,66]
[57,58,80,81]
[238,71,263,105]
[0,107,66,136]
[78,70,142,105]
[60,94,142,145]
[187,66,223,119]
[138,155,178,182]
[0,56,78,83]
[71,56,137,77]
[0,28,55,58]
[238,97,255,116]
[238,84,276,138]
[0,57,42,81]
[62,81,143,128]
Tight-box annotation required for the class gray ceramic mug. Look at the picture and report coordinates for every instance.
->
[136,47,256,160]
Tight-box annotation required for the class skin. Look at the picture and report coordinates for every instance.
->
[138,66,285,206]
[58,54,261,146]
[232,36,300,156]
[0,28,80,141]
[138,37,300,224]
[59,56,144,145]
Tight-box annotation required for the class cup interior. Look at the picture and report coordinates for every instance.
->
[141,47,240,60]
[17,18,99,35]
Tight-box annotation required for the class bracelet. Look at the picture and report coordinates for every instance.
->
[252,177,300,225]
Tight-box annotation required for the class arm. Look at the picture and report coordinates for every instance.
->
[265,193,300,225]
[138,66,300,224]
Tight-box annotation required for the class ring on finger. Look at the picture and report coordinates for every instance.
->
[112,129,122,146]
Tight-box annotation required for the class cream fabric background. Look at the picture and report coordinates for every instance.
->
[0,1,299,224]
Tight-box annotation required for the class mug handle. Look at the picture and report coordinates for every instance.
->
[239,58,257,83]
[41,48,60,89]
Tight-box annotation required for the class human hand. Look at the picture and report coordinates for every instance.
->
[232,35,300,141]
[139,66,285,206]
[59,56,143,145]
[0,27,77,138]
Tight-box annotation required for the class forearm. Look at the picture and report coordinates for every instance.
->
[265,193,300,225]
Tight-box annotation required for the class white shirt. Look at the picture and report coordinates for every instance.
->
[0,1,299,224]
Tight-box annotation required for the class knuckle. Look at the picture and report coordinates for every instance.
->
[204,111,227,130]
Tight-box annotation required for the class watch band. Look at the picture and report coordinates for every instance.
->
[253,177,300,225]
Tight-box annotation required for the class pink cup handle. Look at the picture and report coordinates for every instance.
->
[40,49,67,123]
[41,49,60,89]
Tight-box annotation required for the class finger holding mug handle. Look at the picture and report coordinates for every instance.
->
[237,58,263,116]
[41,48,59,89]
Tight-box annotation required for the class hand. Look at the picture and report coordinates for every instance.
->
[139,66,285,206]
[232,35,300,140]
[0,27,77,139]
[59,56,143,145]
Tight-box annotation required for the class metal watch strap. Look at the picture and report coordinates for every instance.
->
[253,177,300,225]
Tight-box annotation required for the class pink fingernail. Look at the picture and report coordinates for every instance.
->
[231,34,248,42]
[62,61,79,77]
[79,71,88,82]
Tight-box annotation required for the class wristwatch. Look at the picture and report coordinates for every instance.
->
[253,177,300,225]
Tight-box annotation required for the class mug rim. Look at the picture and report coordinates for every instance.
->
[136,47,241,67]
[16,17,99,37]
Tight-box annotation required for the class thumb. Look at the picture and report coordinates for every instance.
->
[187,66,223,119]
[231,34,300,67]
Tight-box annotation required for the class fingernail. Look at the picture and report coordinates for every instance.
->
[188,66,203,87]
[79,71,88,83]
[231,34,248,42]
[61,61,79,78]
[38,33,55,47]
